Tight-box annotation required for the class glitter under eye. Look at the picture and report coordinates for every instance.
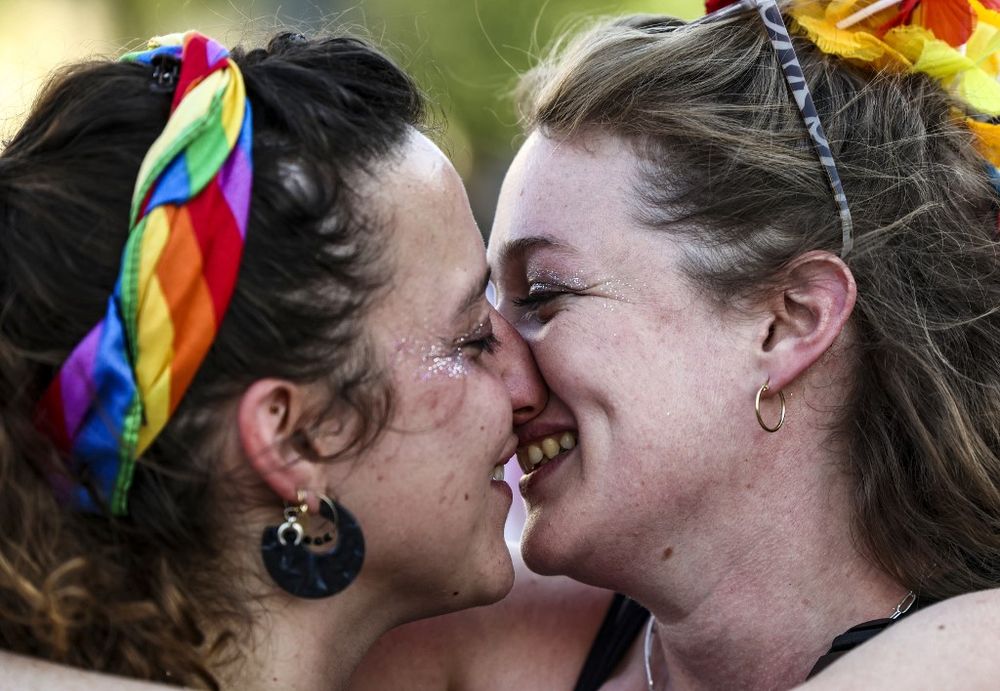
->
[423,349,469,379]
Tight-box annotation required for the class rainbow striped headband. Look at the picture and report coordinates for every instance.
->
[37,32,253,515]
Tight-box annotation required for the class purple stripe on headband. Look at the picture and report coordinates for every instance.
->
[205,39,228,70]
[218,110,253,236]
[59,323,103,440]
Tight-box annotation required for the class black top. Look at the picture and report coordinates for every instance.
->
[573,594,921,691]
[574,594,650,691]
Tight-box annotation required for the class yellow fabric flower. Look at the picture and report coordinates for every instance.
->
[791,1,1000,114]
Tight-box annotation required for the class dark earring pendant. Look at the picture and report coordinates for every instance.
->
[261,496,365,599]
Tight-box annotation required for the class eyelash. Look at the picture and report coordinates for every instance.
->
[457,330,500,358]
[512,286,575,320]
[512,292,559,309]
[467,332,500,355]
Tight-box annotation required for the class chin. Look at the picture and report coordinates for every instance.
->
[467,540,516,605]
[423,539,515,619]
[518,511,579,578]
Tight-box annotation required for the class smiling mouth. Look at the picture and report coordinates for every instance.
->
[516,432,577,474]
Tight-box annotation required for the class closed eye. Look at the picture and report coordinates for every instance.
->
[511,287,579,322]
[511,292,561,309]
[461,332,500,356]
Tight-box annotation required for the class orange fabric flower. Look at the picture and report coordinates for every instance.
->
[871,0,1000,46]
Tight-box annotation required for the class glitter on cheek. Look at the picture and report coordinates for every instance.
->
[391,336,472,381]
[421,347,470,380]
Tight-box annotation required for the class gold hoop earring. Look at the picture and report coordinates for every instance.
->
[755,382,786,433]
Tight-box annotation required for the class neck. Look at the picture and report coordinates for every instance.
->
[633,438,907,689]
[220,579,393,691]
[648,565,906,690]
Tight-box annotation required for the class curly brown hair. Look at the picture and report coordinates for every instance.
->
[517,13,1000,601]
[0,33,423,687]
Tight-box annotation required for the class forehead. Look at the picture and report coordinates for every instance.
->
[488,131,641,266]
[369,131,487,324]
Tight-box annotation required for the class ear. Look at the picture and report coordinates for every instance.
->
[237,379,324,509]
[755,251,857,393]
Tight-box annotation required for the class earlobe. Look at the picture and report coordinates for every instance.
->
[756,251,857,393]
[237,379,319,505]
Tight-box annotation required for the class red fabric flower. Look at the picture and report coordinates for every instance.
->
[705,0,741,14]
[876,0,1000,47]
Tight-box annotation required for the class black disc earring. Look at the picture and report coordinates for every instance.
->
[261,493,365,599]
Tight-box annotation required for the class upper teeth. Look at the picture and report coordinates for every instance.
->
[517,432,577,473]
[491,463,505,481]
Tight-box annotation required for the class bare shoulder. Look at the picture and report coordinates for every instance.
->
[349,545,614,691]
[799,589,1000,690]
[0,652,169,690]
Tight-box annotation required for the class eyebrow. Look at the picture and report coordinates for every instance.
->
[493,235,572,269]
[455,265,492,318]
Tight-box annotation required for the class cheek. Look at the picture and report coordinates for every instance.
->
[394,360,470,426]
[529,310,650,396]
[399,369,512,450]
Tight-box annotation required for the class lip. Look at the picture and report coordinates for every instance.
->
[491,478,513,501]
[519,446,575,498]
[496,436,519,470]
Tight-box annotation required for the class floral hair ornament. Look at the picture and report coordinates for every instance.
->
[784,0,1000,197]
[36,31,253,515]
[692,0,855,257]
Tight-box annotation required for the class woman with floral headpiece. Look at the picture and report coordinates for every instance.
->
[0,30,546,690]
[348,0,1000,688]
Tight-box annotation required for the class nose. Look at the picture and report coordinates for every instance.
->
[490,309,547,425]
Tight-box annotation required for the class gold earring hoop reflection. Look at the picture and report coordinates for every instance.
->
[755,382,786,433]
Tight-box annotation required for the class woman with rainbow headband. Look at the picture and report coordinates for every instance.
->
[0,29,546,689]
[345,0,1000,688]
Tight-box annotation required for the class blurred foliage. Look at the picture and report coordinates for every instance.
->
[0,0,703,222]
[367,0,702,157]
[360,0,704,222]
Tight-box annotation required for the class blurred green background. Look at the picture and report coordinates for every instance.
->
[0,0,701,226]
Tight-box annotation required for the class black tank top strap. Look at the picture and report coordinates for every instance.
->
[573,593,651,691]
[575,594,924,688]
[807,597,925,679]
